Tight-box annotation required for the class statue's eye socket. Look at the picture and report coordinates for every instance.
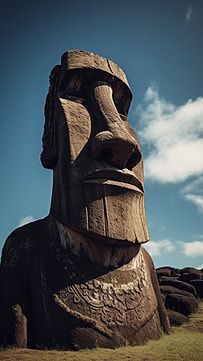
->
[62,89,85,97]
[113,92,129,117]
[59,89,86,103]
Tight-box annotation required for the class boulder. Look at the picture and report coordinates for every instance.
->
[167,310,188,326]
[165,294,198,316]
[189,279,203,298]
[159,278,198,297]
[180,270,202,283]
[160,285,196,299]
[156,267,173,278]
[159,276,180,282]
[180,267,202,275]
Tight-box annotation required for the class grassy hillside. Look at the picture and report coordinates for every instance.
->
[1,302,203,361]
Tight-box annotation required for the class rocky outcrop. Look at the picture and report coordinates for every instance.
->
[156,266,203,326]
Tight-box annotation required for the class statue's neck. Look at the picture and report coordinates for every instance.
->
[50,216,141,268]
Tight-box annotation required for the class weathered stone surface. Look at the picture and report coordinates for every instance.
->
[159,278,198,297]
[166,310,188,326]
[180,267,202,275]
[156,267,173,278]
[160,285,196,299]
[165,294,198,316]
[157,266,202,326]
[0,50,170,350]
[159,276,180,282]
[190,280,203,298]
[180,272,202,283]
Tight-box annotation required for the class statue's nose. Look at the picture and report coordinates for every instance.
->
[90,83,141,168]
[91,130,141,168]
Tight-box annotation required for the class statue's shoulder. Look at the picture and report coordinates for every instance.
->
[1,217,48,269]
[141,245,157,279]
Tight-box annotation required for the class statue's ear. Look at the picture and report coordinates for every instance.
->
[41,65,61,169]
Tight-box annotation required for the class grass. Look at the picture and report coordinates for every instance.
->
[1,303,203,361]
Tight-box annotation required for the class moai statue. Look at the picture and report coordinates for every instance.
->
[0,51,170,350]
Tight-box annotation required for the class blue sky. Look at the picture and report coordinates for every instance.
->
[0,0,203,269]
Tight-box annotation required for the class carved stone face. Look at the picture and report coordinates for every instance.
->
[42,51,149,244]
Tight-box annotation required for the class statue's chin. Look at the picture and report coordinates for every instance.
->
[81,229,138,246]
[78,184,150,245]
[58,220,142,268]
[52,183,149,246]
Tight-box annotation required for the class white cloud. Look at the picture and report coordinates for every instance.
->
[197,264,203,270]
[184,194,203,212]
[193,234,203,240]
[144,239,175,256]
[136,86,203,213]
[182,176,203,213]
[18,215,35,227]
[182,176,203,194]
[183,241,203,257]
[137,86,203,184]
[185,4,193,23]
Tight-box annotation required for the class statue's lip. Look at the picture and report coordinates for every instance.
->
[83,168,144,193]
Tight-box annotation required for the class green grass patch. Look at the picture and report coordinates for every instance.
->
[1,302,203,361]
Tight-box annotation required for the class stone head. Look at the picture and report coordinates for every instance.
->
[41,50,149,245]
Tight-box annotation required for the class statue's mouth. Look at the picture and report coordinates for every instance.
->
[83,168,144,193]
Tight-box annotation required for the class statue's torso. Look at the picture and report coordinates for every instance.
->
[37,224,161,349]
[1,219,162,349]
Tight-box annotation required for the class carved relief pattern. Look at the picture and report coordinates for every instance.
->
[52,250,157,336]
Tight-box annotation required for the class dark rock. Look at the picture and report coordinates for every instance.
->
[161,293,166,303]
[172,273,181,278]
[159,276,180,282]
[165,294,198,316]
[180,268,202,283]
[167,310,188,326]
[159,278,198,297]
[160,285,196,299]
[180,267,201,275]
[189,280,203,298]
[171,268,180,276]
[156,267,173,278]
